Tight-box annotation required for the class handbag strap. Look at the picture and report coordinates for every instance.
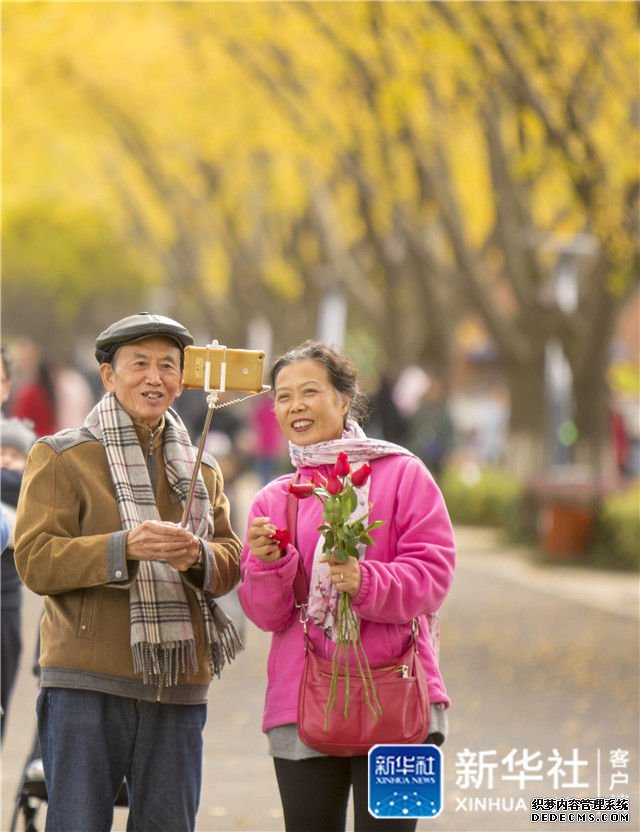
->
[287,486,308,606]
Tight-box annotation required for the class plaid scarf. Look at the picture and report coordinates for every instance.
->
[85,393,239,685]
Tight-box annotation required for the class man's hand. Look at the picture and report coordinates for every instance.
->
[126,520,201,571]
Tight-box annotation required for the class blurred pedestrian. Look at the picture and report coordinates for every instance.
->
[1,416,37,741]
[608,390,635,479]
[1,345,11,414]
[2,345,41,741]
[14,312,242,832]
[53,362,95,430]
[249,394,286,485]
[238,340,455,832]
[10,338,57,436]
[367,371,407,443]
[0,508,9,554]
[391,364,430,421]
[406,374,456,480]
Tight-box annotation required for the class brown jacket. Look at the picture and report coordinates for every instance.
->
[14,421,241,704]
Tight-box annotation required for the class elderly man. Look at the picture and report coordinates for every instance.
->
[1,415,37,741]
[15,313,242,832]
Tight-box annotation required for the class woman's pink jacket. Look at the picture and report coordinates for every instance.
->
[238,454,456,733]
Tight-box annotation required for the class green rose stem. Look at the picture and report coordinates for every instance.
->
[325,588,382,728]
[315,465,384,730]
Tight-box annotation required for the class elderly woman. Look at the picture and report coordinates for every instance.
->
[238,341,455,832]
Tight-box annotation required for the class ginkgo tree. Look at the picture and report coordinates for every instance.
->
[3,1,637,475]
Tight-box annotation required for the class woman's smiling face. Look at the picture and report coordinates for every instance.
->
[273,359,350,446]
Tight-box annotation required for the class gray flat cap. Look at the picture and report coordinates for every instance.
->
[95,312,194,364]
[1,417,38,455]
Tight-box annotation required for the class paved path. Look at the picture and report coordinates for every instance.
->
[2,526,638,831]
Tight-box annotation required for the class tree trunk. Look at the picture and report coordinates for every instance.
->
[572,340,616,479]
[569,256,624,480]
[502,351,547,477]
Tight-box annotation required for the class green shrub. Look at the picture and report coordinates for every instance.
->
[439,464,524,534]
[590,483,640,571]
[441,467,640,571]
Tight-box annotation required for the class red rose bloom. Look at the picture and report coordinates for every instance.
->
[289,480,315,499]
[333,452,350,477]
[351,463,372,487]
[271,528,291,550]
[312,470,327,488]
[326,472,344,495]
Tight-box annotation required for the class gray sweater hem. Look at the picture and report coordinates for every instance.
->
[40,667,209,705]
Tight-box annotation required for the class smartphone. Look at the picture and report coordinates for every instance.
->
[182,346,266,392]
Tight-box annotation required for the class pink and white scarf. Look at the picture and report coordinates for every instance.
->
[289,420,413,640]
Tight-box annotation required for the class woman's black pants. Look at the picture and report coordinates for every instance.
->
[274,755,418,832]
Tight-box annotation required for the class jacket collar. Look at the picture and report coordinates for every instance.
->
[133,416,165,450]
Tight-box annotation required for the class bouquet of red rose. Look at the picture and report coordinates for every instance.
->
[288,452,384,727]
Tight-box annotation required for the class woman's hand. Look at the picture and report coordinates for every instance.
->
[126,520,201,571]
[248,517,282,563]
[325,554,362,598]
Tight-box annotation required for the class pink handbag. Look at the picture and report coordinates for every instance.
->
[288,490,430,757]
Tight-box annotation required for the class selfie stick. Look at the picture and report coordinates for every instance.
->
[180,341,227,529]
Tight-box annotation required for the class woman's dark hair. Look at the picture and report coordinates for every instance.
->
[270,340,369,424]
